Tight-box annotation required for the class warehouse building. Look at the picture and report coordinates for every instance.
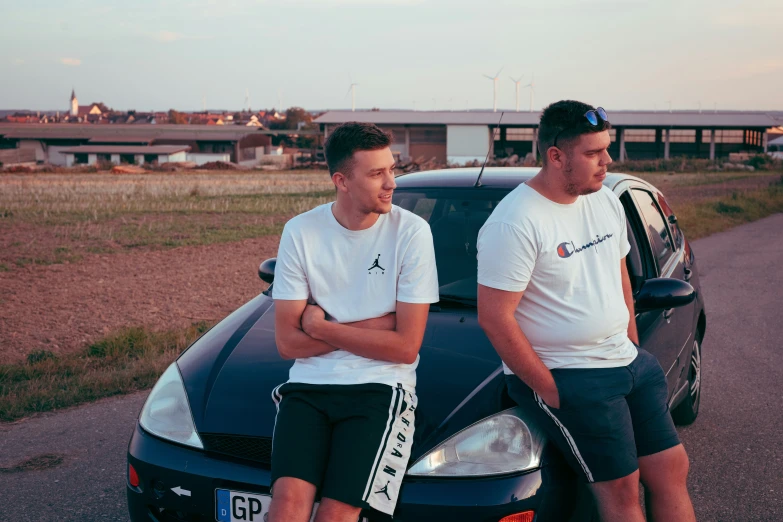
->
[0,124,273,166]
[60,145,190,167]
[315,110,783,163]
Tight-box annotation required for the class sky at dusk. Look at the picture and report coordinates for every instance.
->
[2,0,782,113]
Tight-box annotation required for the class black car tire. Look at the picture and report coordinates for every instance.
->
[671,338,702,425]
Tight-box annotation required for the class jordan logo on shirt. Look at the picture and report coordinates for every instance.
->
[557,233,614,259]
[375,481,392,501]
[368,254,386,274]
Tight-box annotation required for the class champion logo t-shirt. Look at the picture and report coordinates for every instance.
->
[477,183,637,371]
[272,203,439,389]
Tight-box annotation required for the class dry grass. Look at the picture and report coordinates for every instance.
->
[1,169,779,268]
[0,171,334,267]
[0,171,333,221]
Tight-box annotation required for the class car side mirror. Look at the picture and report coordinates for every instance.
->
[258,258,276,284]
[635,278,695,313]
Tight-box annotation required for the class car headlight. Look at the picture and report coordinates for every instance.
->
[139,363,203,449]
[407,408,545,477]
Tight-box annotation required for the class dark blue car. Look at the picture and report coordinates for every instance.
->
[127,168,705,522]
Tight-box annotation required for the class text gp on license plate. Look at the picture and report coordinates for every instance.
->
[216,489,368,522]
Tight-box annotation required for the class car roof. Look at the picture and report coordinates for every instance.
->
[394,167,639,192]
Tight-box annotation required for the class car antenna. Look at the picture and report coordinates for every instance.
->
[474,111,504,188]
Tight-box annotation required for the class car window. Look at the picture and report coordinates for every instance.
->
[632,189,675,271]
[393,189,507,300]
[620,191,655,287]
[411,198,436,221]
[655,193,683,249]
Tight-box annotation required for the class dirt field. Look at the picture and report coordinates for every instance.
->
[0,171,332,363]
[1,169,781,364]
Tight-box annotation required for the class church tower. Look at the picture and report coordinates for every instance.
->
[70,89,78,117]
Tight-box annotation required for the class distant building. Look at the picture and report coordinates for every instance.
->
[68,89,108,122]
[768,135,783,159]
[0,123,274,165]
[70,89,78,117]
[60,145,190,167]
[315,110,783,162]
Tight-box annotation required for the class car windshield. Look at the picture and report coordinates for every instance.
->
[393,188,510,305]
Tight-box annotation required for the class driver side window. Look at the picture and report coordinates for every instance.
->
[620,190,656,292]
[632,189,676,272]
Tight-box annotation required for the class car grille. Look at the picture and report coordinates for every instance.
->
[200,433,273,467]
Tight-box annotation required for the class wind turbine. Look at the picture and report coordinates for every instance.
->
[524,74,535,112]
[510,75,524,112]
[345,82,359,111]
[483,67,503,112]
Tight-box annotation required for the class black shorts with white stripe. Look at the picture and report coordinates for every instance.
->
[505,348,680,484]
[270,382,416,516]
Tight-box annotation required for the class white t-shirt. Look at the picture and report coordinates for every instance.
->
[272,203,439,389]
[477,183,637,371]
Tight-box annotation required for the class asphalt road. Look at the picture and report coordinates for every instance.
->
[1,214,782,522]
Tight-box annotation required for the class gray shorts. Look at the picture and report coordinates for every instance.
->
[506,348,680,483]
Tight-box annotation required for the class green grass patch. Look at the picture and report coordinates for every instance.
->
[103,214,287,250]
[13,251,84,268]
[632,171,781,188]
[675,178,783,239]
[0,322,213,423]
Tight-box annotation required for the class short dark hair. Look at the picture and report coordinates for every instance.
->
[537,100,611,163]
[324,122,393,177]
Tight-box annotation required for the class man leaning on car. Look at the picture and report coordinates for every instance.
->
[477,100,697,522]
[269,122,439,522]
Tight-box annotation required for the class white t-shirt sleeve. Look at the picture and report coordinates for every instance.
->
[271,225,310,300]
[477,221,538,293]
[397,226,440,304]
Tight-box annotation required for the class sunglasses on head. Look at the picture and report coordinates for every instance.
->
[553,107,609,148]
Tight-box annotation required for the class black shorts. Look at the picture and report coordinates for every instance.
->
[270,382,416,516]
[506,348,680,484]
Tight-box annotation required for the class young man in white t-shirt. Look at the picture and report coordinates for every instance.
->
[268,122,439,522]
[477,101,696,522]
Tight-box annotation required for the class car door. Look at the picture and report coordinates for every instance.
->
[620,184,677,396]
[652,190,699,397]
[626,186,690,397]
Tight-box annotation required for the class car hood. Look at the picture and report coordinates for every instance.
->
[177,294,504,455]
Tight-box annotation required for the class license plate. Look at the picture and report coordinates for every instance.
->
[215,489,368,522]
[216,489,318,522]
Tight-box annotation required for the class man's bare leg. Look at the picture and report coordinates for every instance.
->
[268,477,317,522]
[589,469,645,522]
[639,444,696,522]
[313,497,362,522]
